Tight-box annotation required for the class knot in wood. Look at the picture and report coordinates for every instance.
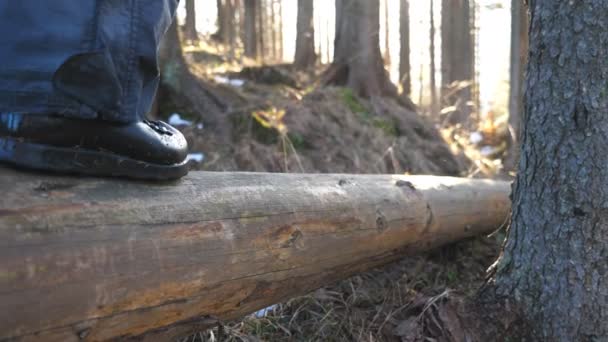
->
[376,210,387,231]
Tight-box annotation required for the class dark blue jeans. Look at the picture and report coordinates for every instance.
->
[0,1,179,123]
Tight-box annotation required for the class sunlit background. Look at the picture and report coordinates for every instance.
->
[177,0,511,116]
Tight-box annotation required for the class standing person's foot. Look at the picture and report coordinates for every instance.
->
[0,113,189,180]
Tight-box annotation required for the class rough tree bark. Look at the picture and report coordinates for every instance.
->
[294,0,316,69]
[244,0,259,59]
[399,0,411,96]
[441,0,474,119]
[504,0,529,171]
[184,0,198,43]
[324,0,397,98]
[490,1,608,340]
[0,170,510,341]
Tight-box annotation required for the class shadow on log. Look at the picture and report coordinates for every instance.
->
[0,168,510,341]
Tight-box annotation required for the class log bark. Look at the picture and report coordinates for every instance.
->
[0,169,509,341]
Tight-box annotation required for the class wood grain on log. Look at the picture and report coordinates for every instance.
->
[0,169,510,341]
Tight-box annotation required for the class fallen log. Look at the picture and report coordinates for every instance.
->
[0,168,510,341]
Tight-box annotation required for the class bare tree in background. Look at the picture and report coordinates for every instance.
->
[294,0,316,69]
[244,0,259,59]
[270,0,277,60]
[324,0,396,98]
[257,0,266,62]
[441,0,475,120]
[505,0,528,170]
[278,0,284,62]
[223,0,237,60]
[429,0,438,116]
[212,0,226,42]
[383,0,391,66]
[399,0,411,96]
[184,0,198,43]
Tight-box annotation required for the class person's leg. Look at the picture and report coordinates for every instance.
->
[0,0,188,180]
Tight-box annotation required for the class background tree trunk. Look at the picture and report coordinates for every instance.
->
[294,0,316,69]
[184,0,198,43]
[504,0,529,171]
[270,0,277,61]
[429,0,438,116]
[212,0,226,42]
[257,0,266,62]
[441,0,474,120]
[278,0,284,62]
[399,0,411,96]
[383,0,391,66]
[492,1,608,340]
[324,0,397,98]
[244,0,259,59]
[223,0,237,60]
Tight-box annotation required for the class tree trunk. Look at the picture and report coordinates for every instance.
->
[278,0,284,62]
[158,20,231,144]
[212,0,226,42]
[399,0,411,96]
[294,0,316,69]
[0,169,510,341]
[492,1,608,340]
[223,0,236,60]
[440,0,474,119]
[158,20,184,94]
[504,0,529,171]
[184,0,198,43]
[270,0,277,61]
[244,0,259,59]
[429,0,438,116]
[324,0,397,98]
[257,0,266,62]
[383,0,391,66]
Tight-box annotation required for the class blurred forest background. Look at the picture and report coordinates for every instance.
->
[161,0,527,340]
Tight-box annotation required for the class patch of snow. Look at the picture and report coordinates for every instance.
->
[229,79,246,87]
[480,146,495,157]
[168,113,192,127]
[254,305,277,318]
[214,76,229,84]
[186,153,205,163]
[469,131,484,145]
[214,76,245,87]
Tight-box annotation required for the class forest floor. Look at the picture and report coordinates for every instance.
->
[163,40,514,342]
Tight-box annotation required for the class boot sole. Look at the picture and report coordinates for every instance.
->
[0,137,189,180]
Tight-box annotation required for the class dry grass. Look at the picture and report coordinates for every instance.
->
[179,237,502,342]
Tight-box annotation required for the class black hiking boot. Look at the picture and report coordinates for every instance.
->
[0,113,189,180]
